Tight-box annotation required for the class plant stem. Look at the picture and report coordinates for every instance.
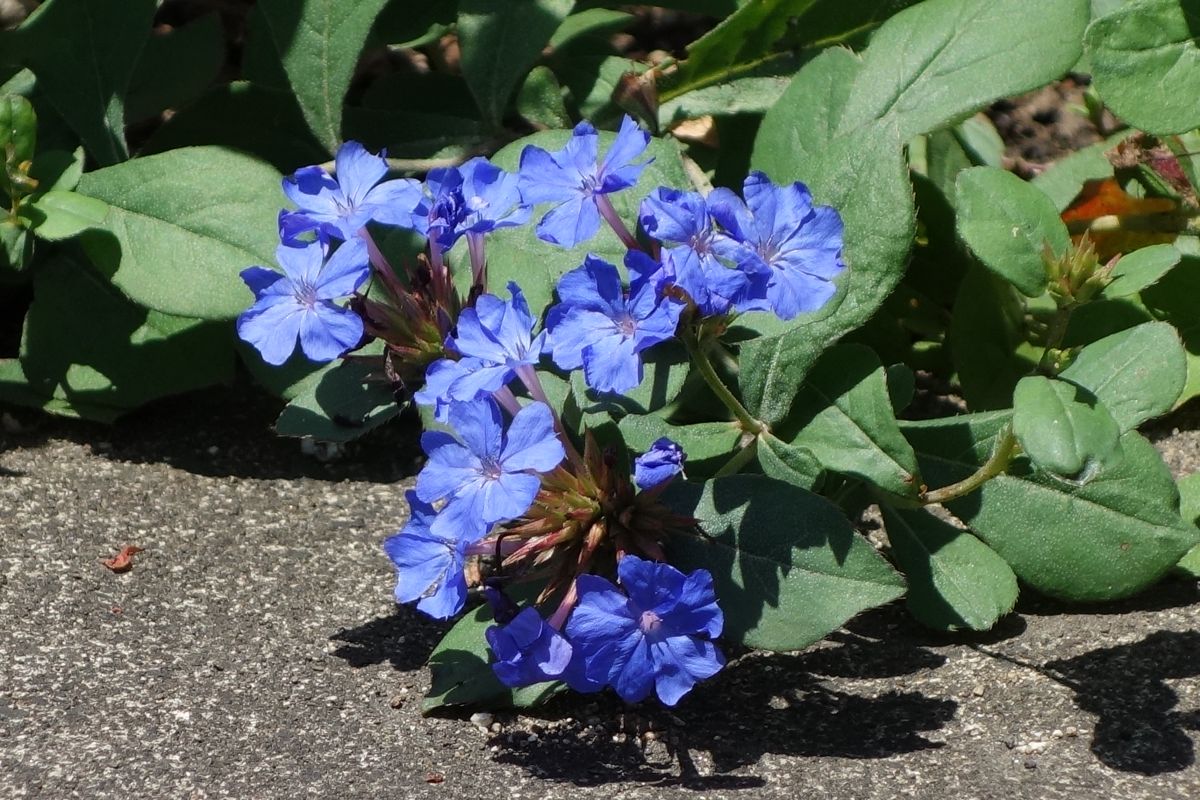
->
[1038,306,1073,375]
[595,194,641,251]
[714,438,759,477]
[684,330,765,436]
[920,427,1018,505]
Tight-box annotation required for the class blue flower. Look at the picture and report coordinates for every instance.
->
[707,171,845,320]
[546,256,682,394]
[414,283,546,414]
[634,438,686,490]
[278,141,422,245]
[636,188,764,316]
[486,607,574,687]
[415,399,565,540]
[518,116,651,248]
[384,491,471,619]
[399,158,529,250]
[237,239,369,366]
[566,555,724,706]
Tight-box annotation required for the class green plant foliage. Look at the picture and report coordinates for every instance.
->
[756,433,823,490]
[75,147,283,320]
[1086,0,1200,135]
[879,504,1018,632]
[275,358,400,442]
[955,167,1066,297]
[950,266,1039,410]
[1142,258,1200,406]
[1103,244,1181,298]
[1177,473,1200,578]
[0,254,233,420]
[253,0,392,153]
[778,344,922,498]
[20,190,108,241]
[125,14,225,123]
[836,0,1088,140]
[666,475,905,651]
[1012,375,1121,478]
[6,0,155,165]
[458,0,573,128]
[1058,322,1187,431]
[903,413,1199,601]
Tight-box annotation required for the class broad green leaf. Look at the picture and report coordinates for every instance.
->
[342,107,484,160]
[752,48,862,174]
[555,55,646,126]
[949,265,1039,410]
[20,190,108,241]
[902,413,1199,601]
[837,0,1088,140]
[141,82,328,173]
[1103,244,1180,298]
[1141,258,1200,406]
[0,220,31,275]
[484,130,692,315]
[549,8,633,50]
[1012,375,1121,478]
[1086,0,1200,135]
[75,147,282,320]
[254,0,391,152]
[125,13,224,122]
[27,147,85,197]
[955,167,1066,297]
[0,94,36,199]
[953,114,1006,168]
[880,504,1018,632]
[9,0,155,165]
[369,1,455,48]
[517,66,570,130]
[5,254,233,420]
[567,341,690,418]
[1059,321,1187,431]
[423,603,564,712]
[1177,473,1200,578]
[458,0,573,128]
[659,71,795,126]
[665,475,905,651]
[774,344,921,497]
[275,358,400,442]
[756,433,822,490]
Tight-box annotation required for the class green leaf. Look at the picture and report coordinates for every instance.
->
[669,0,817,101]
[1177,473,1200,578]
[1086,0,1200,135]
[752,48,862,175]
[457,0,573,128]
[274,358,400,442]
[955,166,1066,297]
[423,603,564,712]
[0,219,31,275]
[0,94,36,197]
[1031,132,1124,211]
[568,341,690,418]
[949,265,1039,410]
[141,82,328,173]
[254,0,391,152]
[659,68,796,127]
[771,344,921,497]
[837,0,1088,140]
[1103,244,1181,298]
[549,8,633,50]
[75,146,282,320]
[1012,375,1121,478]
[902,413,1199,601]
[484,129,692,315]
[4,253,234,420]
[1140,256,1200,406]
[20,190,108,241]
[516,66,570,130]
[665,475,905,651]
[756,433,822,490]
[880,504,1018,632]
[125,13,224,122]
[953,114,1006,168]
[369,1,455,48]
[27,147,85,197]
[9,0,155,165]
[1058,321,1187,431]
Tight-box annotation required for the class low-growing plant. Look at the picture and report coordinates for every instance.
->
[3,0,1199,711]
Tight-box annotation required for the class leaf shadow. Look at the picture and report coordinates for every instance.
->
[1046,628,1200,775]
[327,603,450,672]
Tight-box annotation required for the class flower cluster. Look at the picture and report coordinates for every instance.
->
[237,115,846,706]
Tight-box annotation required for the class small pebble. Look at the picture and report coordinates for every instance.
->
[388,694,405,709]
[612,733,627,744]
[972,684,984,697]
[469,712,493,732]
[526,733,539,743]
[489,723,501,733]
[1024,758,1038,770]
[1051,729,1063,739]
[1065,726,1078,737]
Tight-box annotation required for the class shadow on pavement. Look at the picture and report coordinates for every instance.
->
[491,626,957,787]
[1047,629,1200,775]
[329,605,450,672]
